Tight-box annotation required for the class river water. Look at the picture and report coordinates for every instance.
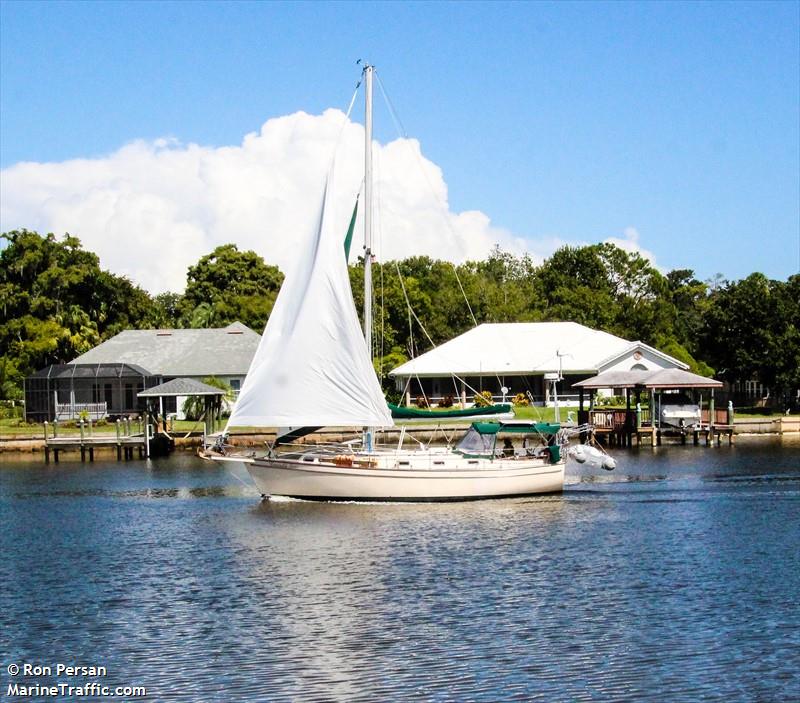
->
[1,436,799,702]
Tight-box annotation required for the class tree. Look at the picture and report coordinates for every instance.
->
[148,292,183,328]
[0,230,155,399]
[699,273,799,405]
[180,244,284,330]
[181,376,233,421]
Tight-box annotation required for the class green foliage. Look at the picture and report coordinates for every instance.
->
[181,376,233,421]
[180,244,284,330]
[512,393,529,407]
[596,395,625,407]
[0,229,156,399]
[473,390,494,407]
[699,273,800,401]
[4,228,798,410]
[149,292,183,328]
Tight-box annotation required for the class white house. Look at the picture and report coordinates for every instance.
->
[389,321,687,406]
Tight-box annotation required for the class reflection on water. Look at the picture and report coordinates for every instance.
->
[1,437,799,702]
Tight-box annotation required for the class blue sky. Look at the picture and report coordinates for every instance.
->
[1,0,798,286]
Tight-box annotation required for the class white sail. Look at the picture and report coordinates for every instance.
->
[226,174,394,430]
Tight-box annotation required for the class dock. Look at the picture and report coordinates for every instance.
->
[43,417,150,462]
[583,407,735,448]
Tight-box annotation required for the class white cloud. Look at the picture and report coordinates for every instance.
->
[604,226,661,270]
[0,109,528,294]
[1,109,663,293]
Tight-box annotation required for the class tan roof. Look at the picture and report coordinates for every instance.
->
[574,368,723,389]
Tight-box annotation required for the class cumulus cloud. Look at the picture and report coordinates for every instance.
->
[1,109,528,293]
[604,226,661,270]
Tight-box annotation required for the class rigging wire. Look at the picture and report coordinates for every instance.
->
[375,73,516,404]
[375,70,478,328]
[223,77,362,438]
[374,69,502,406]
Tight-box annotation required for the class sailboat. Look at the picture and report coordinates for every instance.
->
[208,65,599,501]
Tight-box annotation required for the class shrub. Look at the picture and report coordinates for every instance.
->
[415,395,430,408]
[438,395,454,408]
[0,404,24,420]
[596,395,625,407]
[473,390,494,407]
[512,393,529,407]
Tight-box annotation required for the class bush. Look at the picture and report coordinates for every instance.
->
[438,395,454,408]
[415,395,430,409]
[512,393,529,407]
[473,390,494,407]
[0,403,24,420]
[596,395,625,407]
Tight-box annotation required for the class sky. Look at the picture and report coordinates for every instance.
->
[1,0,798,293]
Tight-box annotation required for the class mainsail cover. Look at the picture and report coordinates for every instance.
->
[226,176,394,429]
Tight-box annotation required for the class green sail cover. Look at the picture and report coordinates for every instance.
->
[344,196,359,259]
[470,421,561,435]
[388,403,512,419]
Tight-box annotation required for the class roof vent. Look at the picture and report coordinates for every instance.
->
[156,332,172,337]
[227,331,243,335]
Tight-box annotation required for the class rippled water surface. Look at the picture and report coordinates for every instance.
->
[2,436,799,702]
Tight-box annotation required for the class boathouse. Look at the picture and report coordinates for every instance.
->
[389,322,687,406]
[573,368,728,446]
[24,322,260,421]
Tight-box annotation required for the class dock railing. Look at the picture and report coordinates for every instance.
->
[55,402,107,420]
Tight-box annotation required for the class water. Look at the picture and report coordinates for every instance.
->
[1,437,799,702]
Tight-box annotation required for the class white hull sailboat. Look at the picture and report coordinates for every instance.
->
[207,64,608,501]
[247,456,564,502]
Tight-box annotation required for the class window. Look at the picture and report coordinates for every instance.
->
[455,427,495,456]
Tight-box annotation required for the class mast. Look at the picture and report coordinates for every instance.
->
[363,63,375,451]
[363,63,374,359]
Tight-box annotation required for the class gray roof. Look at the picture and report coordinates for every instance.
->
[574,368,723,390]
[69,322,260,377]
[138,378,226,398]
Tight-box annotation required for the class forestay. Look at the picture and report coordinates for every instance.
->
[226,174,394,430]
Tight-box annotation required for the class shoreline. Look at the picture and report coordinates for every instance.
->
[1,418,798,457]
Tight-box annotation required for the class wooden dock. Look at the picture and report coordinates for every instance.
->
[585,407,735,448]
[631,424,735,446]
[43,417,149,462]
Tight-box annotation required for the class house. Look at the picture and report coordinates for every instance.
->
[389,321,687,406]
[24,322,260,421]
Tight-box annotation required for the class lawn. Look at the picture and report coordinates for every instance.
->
[0,417,209,438]
[511,405,579,423]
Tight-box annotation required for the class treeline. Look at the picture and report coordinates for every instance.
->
[2,229,798,407]
[0,230,283,399]
[355,247,799,408]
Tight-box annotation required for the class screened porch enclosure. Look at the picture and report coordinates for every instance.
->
[399,374,591,406]
[25,364,160,422]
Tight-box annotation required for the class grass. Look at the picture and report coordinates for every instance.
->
[0,417,210,438]
[2,406,789,440]
[511,405,579,423]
